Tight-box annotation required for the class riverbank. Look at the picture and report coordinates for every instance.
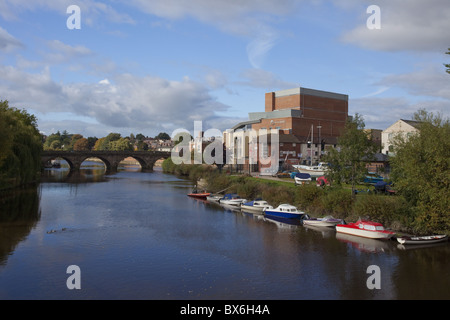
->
[162,159,448,236]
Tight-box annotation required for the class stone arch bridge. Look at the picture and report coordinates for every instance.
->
[41,150,171,173]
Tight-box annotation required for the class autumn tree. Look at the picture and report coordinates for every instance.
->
[73,137,89,151]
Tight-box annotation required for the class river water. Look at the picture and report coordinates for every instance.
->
[0,162,449,300]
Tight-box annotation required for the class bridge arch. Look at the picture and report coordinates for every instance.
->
[41,151,171,173]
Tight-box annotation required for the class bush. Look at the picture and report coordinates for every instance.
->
[294,184,324,211]
[352,194,413,230]
[319,187,354,219]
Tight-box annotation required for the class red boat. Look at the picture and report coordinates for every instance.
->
[336,218,395,240]
[187,190,211,199]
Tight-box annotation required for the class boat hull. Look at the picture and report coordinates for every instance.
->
[397,235,448,245]
[303,219,341,228]
[206,195,221,202]
[240,205,266,214]
[336,225,394,239]
[264,210,304,219]
[187,193,210,199]
[220,199,246,206]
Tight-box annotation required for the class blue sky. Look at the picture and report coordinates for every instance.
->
[0,0,449,138]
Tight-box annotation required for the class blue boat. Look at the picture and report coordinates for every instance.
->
[264,204,305,219]
[363,173,384,184]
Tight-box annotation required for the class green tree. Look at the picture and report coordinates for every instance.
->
[43,132,62,150]
[324,114,378,194]
[155,132,170,140]
[87,137,98,150]
[390,110,449,233]
[93,137,106,151]
[0,100,42,189]
[110,137,133,151]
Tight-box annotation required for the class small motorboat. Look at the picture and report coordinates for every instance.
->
[335,218,395,240]
[397,234,448,245]
[264,204,306,219]
[240,200,273,214]
[219,193,247,206]
[206,194,222,202]
[303,215,342,227]
[294,173,312,185]
[187,187,210,199]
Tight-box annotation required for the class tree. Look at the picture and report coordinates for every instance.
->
[445,48,450,74]
[87,137,98,150]
[73,138,89,151]
[93,137,106,151]
[324,114,378,194]
[0,100,42,189]
[43,133,63,150]
[110,137,133,151]
[155,132,170,140]
[390,109,449,233]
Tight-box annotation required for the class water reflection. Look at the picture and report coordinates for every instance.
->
[0,187,41,266]
[0,163,449,300]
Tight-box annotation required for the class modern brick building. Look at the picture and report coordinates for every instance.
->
[227,87,349,172]
[251,87,348,141]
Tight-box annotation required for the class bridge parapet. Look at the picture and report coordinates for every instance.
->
[41,150,171,172]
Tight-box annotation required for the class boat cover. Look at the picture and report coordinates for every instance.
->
[295,173,311,179]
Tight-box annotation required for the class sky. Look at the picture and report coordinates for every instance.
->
[0,0,449,139]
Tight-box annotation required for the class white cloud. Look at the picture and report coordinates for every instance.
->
[0,0,135,25]
[380,67,450,100]
[0,64,241,136]
[340,0,450,52]
[0,26,24,52]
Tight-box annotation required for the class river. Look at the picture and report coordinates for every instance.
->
[0,161,449,300]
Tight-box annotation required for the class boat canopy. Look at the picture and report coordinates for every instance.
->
[295,173,311,179]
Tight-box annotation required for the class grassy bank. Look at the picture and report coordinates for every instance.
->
[162,158,447,236]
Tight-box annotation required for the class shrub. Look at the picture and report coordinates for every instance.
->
[319,187,354,219]
[352,194,413,230]
[294,184,324,211]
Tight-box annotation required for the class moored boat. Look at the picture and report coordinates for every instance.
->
[206,194,222,202]
[219,193,247,206]
[397,234,448,245]
[335,218,395,240]
[303,215,342,227]
[294,173,312,185]
[240,200,273,214]
[263,204,305,219]
[294,162,329,177]
[187,191,211,199]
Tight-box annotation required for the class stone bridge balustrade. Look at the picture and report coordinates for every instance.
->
[41,150,171,173]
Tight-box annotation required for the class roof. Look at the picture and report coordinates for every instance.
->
[400,119,422,129]
[230,119,261,131]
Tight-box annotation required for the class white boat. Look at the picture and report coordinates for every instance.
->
[264,204,306,219]
[397,234,448,245]
[302,215,342,227]
[335,218,395,240]
[219,193,247,206]
[294,162,329,177]
[206,194,222,202]
[294,173,312,185]
[240,200,273,214]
